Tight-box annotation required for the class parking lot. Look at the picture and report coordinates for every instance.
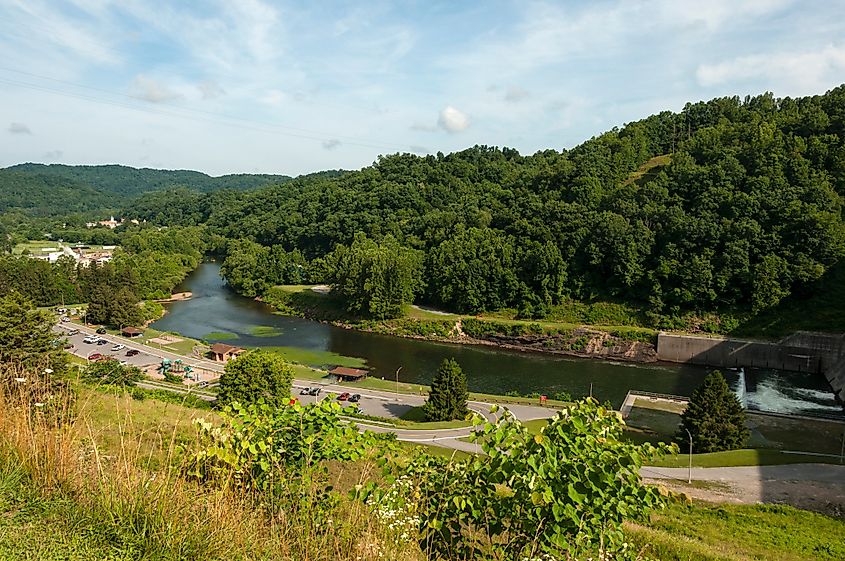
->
[58,328,157,369]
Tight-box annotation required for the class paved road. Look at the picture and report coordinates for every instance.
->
[642,463,845,513]
[55,322,557,451]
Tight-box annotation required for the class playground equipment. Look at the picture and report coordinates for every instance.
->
[158,358,195,379]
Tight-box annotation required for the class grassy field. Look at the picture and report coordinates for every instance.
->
[628,501,845,561]
[263,346,367,369]
[650,448,843,468]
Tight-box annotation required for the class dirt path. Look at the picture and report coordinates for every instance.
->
[642,464,845,516]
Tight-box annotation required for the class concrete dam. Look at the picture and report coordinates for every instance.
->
[656,331,845,405]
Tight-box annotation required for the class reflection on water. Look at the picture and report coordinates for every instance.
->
[152,262,842,417]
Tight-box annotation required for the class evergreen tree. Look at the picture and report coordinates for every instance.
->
[0,291,68,375]
[217,350,294,407]
[678,371,749,453]
[109,287,142,328]
[86,284,112,325]
[423,358,469,422]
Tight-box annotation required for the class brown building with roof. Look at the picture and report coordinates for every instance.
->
[328,366,369,382]
[121,326,144,338]
[209,343,246,362]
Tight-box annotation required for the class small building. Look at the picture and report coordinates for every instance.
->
[328,366,369,382]
[121,326,144,338]
[210,343,246,362]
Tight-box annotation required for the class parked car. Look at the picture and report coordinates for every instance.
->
[88,353,103,361]
[60,316,70,323]
[56,307,67,314]
[64,343,74,349]
[111,344,126,351]
[97,339,109,345]
[125,349,140,357]
[67,328,79,335]
[96,327,107,334]
[83,337,96,344]
[348,394,361,403]
[337,392,350,401]
[300,387,312,395]
[309,387,322,396]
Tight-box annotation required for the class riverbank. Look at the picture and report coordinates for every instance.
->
[262,284,661,364]
[155,291,193,303]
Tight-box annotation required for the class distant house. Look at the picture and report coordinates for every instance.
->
[86,216,120,229]
[121,326,143,338]
[328,366,369,382]
[209,343,246,362]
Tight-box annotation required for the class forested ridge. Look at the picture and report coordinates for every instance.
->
[4,87,845,331]
[126,87,845,327]
[0,164,348,217]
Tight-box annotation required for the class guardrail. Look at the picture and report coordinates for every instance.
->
[627,390,689,402]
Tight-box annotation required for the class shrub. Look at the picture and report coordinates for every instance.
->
[385,399,673,559]
[217,350,294,408]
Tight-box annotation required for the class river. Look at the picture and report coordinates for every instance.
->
[152,262,843,416]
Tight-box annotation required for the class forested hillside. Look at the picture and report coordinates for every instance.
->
[125,87,845,327]
[0,163,300,217]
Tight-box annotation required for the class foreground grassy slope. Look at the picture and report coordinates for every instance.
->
[627,502,845,561]
[4,385,844,561]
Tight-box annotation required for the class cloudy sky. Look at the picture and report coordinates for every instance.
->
[1,0,844,176]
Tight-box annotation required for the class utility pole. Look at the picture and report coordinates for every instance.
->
[394,366,402,401]
[685,428,693,483]
[840,432,844,465]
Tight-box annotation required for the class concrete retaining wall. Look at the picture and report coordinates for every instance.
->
[657,333,831,373]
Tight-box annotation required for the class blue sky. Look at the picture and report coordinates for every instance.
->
[1,0,844,176]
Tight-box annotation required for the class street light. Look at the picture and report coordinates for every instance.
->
[394,366,402,401]
[684,428,693,484]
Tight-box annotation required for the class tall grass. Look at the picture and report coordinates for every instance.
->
[0,364,422,560]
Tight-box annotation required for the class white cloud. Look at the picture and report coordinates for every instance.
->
[437,106,470,133]
[131,75,182,103]
[44,149,63,160]
[8,122,31,134]
[504,86,530,102]
[697,44,845,93]
[322,139,341,150]
[198,80,225,100]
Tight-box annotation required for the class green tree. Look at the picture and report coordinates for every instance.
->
[678,371,749,453]
[109,287,142,328]
[422,358,469,421]
[326,233,423,319]
[86,284,112,325]
[0,291,68,375]
[217,350,294,407]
